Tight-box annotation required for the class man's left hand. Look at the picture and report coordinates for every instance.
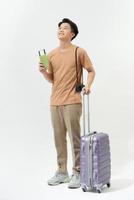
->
[82,86,91,95]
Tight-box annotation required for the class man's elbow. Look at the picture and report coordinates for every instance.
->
[93,69,96,77]
[89,68,96,76]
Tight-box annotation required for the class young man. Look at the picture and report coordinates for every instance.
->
[39,18,95,189]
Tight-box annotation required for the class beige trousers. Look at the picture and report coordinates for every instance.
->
[50,104,82,174]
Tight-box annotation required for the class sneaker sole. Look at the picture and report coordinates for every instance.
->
[68,186,80,189]
[48,178,70,186]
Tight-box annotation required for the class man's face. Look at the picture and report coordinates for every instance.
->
[57,23,75,41]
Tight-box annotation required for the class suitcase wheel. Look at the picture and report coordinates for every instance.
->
[97,189,101,193]
[107,183,110,188]
[82,186,88,192]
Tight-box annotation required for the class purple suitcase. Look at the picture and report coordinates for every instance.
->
[80,95,111,193]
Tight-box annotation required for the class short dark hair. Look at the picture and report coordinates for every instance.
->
[58,18,79,41]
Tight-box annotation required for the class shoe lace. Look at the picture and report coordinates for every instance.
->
[71,174,80,180]
[55,172,60,177]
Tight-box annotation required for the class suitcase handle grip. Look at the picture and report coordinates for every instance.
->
[82,94,90,136]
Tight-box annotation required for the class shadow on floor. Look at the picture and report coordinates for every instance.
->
[102,178,134,193]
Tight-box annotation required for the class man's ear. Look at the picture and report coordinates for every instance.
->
[71,32,75,39]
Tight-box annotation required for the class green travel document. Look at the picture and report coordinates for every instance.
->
[38,49,48,69]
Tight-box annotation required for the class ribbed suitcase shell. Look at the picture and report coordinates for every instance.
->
[80,132,111,193]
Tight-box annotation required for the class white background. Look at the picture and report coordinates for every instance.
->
[0,0,134,199]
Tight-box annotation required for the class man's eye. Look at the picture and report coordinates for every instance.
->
[58,27,69,30]
[63,27,68,30]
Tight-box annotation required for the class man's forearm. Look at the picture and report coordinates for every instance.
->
[42,71,53,83]
[86,70,96,88]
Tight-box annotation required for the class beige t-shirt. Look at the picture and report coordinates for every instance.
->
[47,44,94,106]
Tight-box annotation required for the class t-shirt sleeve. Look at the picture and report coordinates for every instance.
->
[79,48,94,72]
[47,53,53,74]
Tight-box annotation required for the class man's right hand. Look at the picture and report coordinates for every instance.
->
[39,62,47,74]
[39,62,53,83]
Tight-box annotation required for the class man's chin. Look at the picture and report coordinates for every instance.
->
[58,37,66,42]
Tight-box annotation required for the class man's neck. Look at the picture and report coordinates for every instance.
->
[59,41,72,50]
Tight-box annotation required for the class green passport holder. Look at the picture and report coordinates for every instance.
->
[38,49,48,69]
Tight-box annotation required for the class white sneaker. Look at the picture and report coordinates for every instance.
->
[47,171,70,186]
[68,174,81,189]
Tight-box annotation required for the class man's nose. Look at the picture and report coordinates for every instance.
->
[59,30,64,34]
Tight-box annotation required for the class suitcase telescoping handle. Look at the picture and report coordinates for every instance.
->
[82,94,90,136]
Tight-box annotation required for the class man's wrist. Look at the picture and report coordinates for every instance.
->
[86,84,91,89]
